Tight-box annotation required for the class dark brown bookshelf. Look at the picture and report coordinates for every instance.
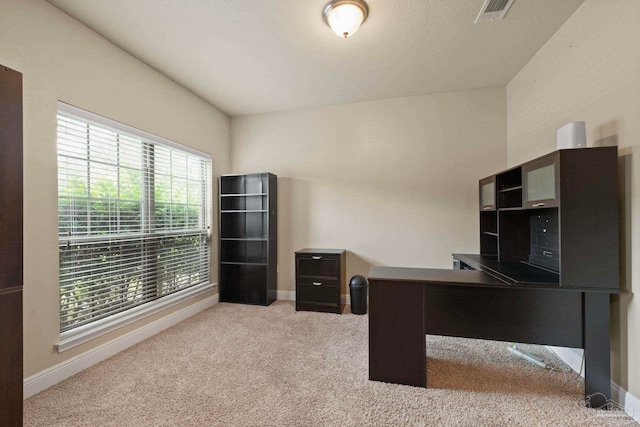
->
[0,65,23,426]
[219,173,277,305]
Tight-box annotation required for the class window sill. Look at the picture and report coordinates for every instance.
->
[56,282,215,353]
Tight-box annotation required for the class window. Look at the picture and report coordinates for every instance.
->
[57,103,212,340]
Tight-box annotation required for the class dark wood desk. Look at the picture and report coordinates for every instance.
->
[368,262,615,408]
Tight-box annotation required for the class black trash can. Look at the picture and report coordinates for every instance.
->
[349,275,368,315]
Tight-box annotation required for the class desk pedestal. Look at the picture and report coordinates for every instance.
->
[369,281,425,387]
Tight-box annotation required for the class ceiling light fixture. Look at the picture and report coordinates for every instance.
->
[323,0,369,38]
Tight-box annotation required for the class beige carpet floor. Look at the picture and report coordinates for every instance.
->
[24,301,636,426]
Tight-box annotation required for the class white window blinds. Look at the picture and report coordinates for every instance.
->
[57,103,212,333]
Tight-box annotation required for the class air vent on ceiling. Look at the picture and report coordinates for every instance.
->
[474,0,514,24]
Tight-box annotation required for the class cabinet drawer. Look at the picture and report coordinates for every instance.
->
[297,277,339,287]
[529,247,559,272]
[297,256,340,278]
[297,283,339,305]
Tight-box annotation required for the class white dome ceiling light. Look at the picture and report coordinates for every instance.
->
[323,0,369,38]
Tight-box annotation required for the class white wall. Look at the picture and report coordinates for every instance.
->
[0,0,230,376]
[507,0,639,396]
[232,87,507,294]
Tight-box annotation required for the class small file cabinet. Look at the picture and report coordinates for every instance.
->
[295,249,346,314]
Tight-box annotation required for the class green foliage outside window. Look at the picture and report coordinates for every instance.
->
[58,117,210,332]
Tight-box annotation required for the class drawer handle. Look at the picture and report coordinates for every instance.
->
[532,202,545,207]
[482,206,492,211]
[312,256,322,260]
[312,282,322,286]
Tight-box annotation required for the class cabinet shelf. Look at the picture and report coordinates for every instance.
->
[221,210,267,213]
[499,186,523,193]
[480,210,498,254]
[220,238,267,241]
[498,187,523,209]
[497,167,522,191]
[220,261,268,266]
[220,193,267,197]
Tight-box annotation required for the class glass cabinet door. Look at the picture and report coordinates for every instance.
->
[522,154,559,208]
[479,177,496,211]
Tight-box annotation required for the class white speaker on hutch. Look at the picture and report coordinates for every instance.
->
[557,121,586,149]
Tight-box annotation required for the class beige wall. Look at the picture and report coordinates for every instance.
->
[0,0,230,376]
[507,0,639,394]
[231,87,507,294]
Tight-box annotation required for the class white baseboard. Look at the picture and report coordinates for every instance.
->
[612,382,640,422]
[24,294,218,399]
[277,290,295,301]
[549,346,639,422]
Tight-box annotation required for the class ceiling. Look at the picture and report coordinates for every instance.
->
[46,0,585,117]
